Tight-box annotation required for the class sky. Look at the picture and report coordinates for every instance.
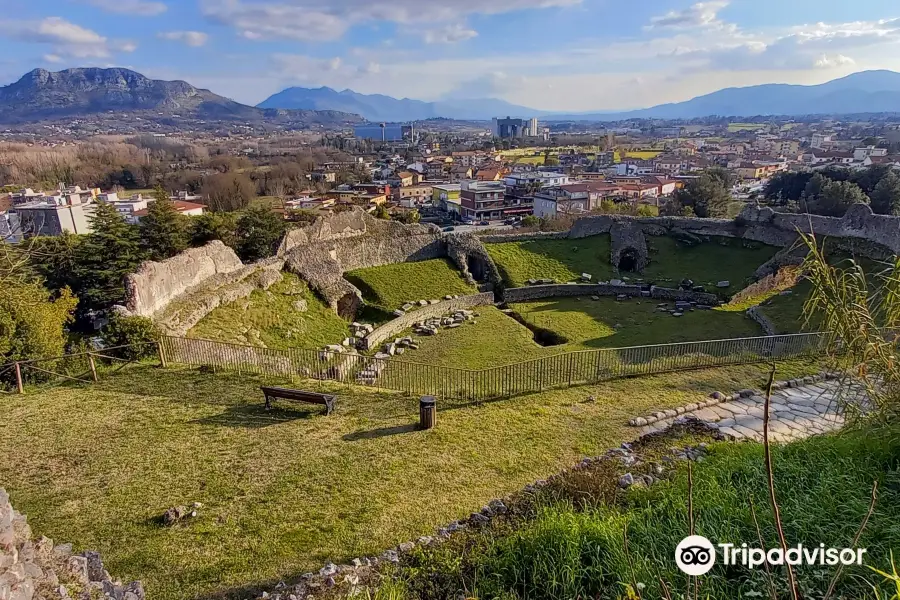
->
[1,0,900,111]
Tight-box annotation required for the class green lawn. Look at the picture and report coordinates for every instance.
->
[485,237,616,288]
[0,362,811,600]
[513,297,762,349]
[188,272,349,349]
[345,259,478,311]
[392,303,762,370]
[642,236,778,295]
[486,235,777,295]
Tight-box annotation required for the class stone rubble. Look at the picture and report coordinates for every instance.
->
[1,489,145,600]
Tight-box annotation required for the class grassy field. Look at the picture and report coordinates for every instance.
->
[189,272,349,349]
[485,236,616,287]
[394,304,762,369]
[396,424,900,600]
[345,259,478,311]
[486,235,778,294]
[623,150,662,160]
[513,297,762,349]
[728,122,765,132]
[0,360,814,600]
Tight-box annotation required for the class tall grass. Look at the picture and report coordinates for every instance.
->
[402,426,900,600]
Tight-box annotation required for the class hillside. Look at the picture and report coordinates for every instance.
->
[257,86,543,121]
[570,70,900,120]
[0,68,363,126]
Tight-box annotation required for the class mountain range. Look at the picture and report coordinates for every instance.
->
[258,70,900,122]
[257,86,540,122]
[4,68,900,126]
[0,68,363,126]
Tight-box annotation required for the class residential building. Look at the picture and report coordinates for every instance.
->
[618,183,660,200]
[451,151,490,168]
[394,185,433,208]
[853,146,888,161]
[110,194,149,220]
[449,165,474,182]
[459,181,508,221]
[528,118,539,137]
[131,201,205,223]
[504,172,570,198]
[310,171,337,184]
[432,184,461,207]
[390,171,416,187]
[285,197,335,210]
[811,134,833,150]
[15,197,94,236]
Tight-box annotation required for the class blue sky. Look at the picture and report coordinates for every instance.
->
[1,0,900,111]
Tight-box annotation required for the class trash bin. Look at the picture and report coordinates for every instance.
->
[419,396,437,430]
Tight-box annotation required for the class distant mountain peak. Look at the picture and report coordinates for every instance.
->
[0,67,364,126]
[257,85,545,121]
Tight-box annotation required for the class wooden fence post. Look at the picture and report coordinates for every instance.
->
[157,341,167,368]
[88,353,99,382]
[14,362,24,394]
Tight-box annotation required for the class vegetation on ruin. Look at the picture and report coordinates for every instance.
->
[485,236,616,288]
[344,259,478,311]
[188,272,350,349]
[386,424,900,600]
[0,361,818,600]
[486,234,778,295]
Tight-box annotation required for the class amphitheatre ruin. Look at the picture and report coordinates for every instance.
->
[3,204,898,600]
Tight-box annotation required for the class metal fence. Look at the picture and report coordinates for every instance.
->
[159,333,826,405]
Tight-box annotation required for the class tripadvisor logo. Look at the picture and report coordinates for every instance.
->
[675,536,868,575]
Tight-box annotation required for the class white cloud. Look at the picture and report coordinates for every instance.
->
[422,23,478,44]
[43,54,63,63]
[158,30,210,47]
[79,0,168,16]
[648,1,730,30]
[664,17,900,72]
[0,17,137,59]
[202,0,579,42]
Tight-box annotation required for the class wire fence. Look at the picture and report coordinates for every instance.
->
[158,333,826,406]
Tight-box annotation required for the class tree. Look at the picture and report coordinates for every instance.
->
[201,172,256,212]
[806,179,869,217]
[395,209,421,224]
[0,281,78,366]
[140,185,190,260]
[235,206,286,262]
[73,202,146,315]
[870,170,900,215]
[28,233,82,294]
[672,171,731,218]
[190,212,238,248]
[764,171,814,203]
[374,204,390,220]
[850,164,893,196]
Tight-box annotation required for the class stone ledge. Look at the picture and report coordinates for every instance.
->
[628,371,841,427]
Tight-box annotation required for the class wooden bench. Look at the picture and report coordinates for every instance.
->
[261,386,336,415]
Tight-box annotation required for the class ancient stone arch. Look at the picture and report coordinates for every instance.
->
[609,221,650,273]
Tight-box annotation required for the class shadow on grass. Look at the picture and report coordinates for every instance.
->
[342,423,419,441]
[192,403,322,428]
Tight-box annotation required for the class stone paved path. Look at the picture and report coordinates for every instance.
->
[639,379,868,442]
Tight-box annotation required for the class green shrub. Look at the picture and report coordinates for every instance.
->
[101,315,160,360]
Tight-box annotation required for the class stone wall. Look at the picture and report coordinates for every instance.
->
[361,292,495,350]
[0,488,143,600]
[154,259,284,336]
[502,284,719,305]
[477,231,569,243]
[746,305,778,336]
[125,241,244,317]
[282,210,498,319]
[610,221,649,272]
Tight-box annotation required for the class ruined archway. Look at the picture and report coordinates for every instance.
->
[467,255,487,282]
[618,248,640,272]
[336,292,362,320]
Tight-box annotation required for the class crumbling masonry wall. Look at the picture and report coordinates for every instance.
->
[282,210,501,319]
[502,284,719,305]
[1,488,144,600]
